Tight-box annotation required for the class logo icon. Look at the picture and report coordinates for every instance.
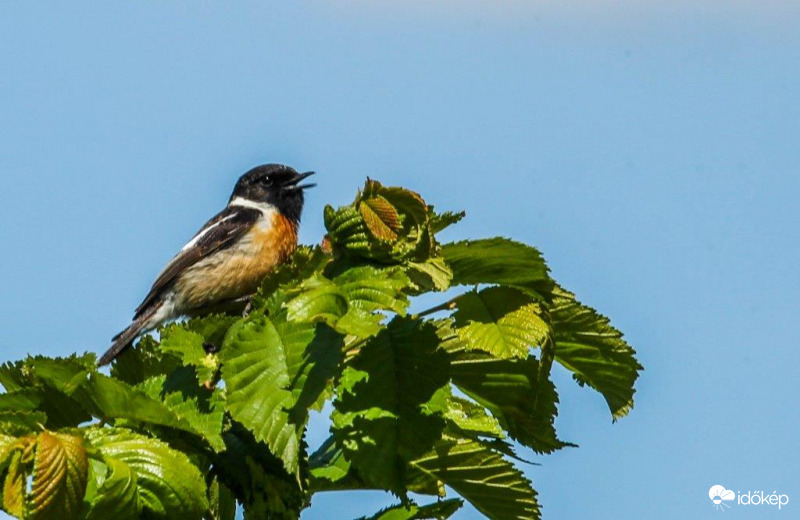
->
[709,485,736,511]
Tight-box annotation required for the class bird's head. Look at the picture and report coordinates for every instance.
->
[230,164,315,222]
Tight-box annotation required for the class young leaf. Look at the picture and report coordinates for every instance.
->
[453,287,551,359]
[550,286,642,420]
[29,431,88,520]
[2,450,26,518]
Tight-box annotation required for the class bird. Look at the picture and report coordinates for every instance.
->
[98,164,315,366]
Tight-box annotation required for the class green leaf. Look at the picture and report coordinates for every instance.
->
[110,336,180,387]
[439,319,570,454]
[136,368,226,452]
[158,316,236,384]
[332,317,449,493]
[84,458,138,520]
[0,356,95,429]
[213,426,305,520]
[253,245,332,309]
[428,209,465,235]
[410,436,540,520]
[0,390,43,412]
[444,396,504,440]
[453,287,550,359]
[29,431,88,520]
[359,498,464,520]
[442,238,554,299]
[2,450,26,518]
[333,266,410,316]
[207,477,236,520]
[220,313,343,476]
[308,436,360,492]
[406,258,453,293]
[84,427,208,519]
[550,286,642,419]
[286,274,349,326]
[325,180,435,264]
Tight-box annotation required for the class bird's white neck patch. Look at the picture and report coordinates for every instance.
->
[228,197,276,214]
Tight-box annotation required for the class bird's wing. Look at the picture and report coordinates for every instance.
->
[134,206,262,317]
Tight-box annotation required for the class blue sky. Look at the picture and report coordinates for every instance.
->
[1,2,798,519]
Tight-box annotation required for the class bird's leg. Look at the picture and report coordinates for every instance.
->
[242,295,253,317]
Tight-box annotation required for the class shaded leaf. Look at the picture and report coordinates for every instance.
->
[550,286,642,419]
[410,436,540,520]
[359,498,463,520]
[439,320,570,454]
[332,317,449,493]
[136,369,226,452]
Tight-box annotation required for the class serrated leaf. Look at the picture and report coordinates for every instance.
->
[333,266,410,316]
[428,209,466,235]
[442,238,554,299]
[85,428,208,519]
[207,477,237,520]
[326,180,435,264]
[110,336,181,387]
[406,258,453,293]
[253,246,332,309]
[360,196,401,241]
[359,498,464,520]
[136,368,226,452]
[220,313,343,476]
[453,287,550,359]
[158,316,236,384]
[284,267,409,338]
[286,274,348,325]
[84,458,138,520]
[332,317,449,493]
[29,431,88,520]
[550,285,642,419]
[410,436,540,520]
[444,396,504,439]
[3,450,25,517]
[439,320,569,454]
[450,352,569,454]
[213,426,305,520]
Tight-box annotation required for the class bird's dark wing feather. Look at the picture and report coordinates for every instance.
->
[134,206,261,317]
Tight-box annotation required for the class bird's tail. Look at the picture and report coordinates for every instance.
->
[98,305,159,366]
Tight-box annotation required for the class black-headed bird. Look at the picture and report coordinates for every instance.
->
[98,164,315,365]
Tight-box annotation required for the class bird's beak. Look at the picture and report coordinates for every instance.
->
[288,171,316,190]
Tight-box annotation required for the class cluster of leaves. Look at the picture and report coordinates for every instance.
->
[0,179,641,519]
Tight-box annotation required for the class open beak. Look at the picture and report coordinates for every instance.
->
[287,171,316,191]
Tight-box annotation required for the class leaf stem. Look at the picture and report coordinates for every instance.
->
[414,296,462,318]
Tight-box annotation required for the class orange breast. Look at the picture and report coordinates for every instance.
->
[176,212,298,308]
